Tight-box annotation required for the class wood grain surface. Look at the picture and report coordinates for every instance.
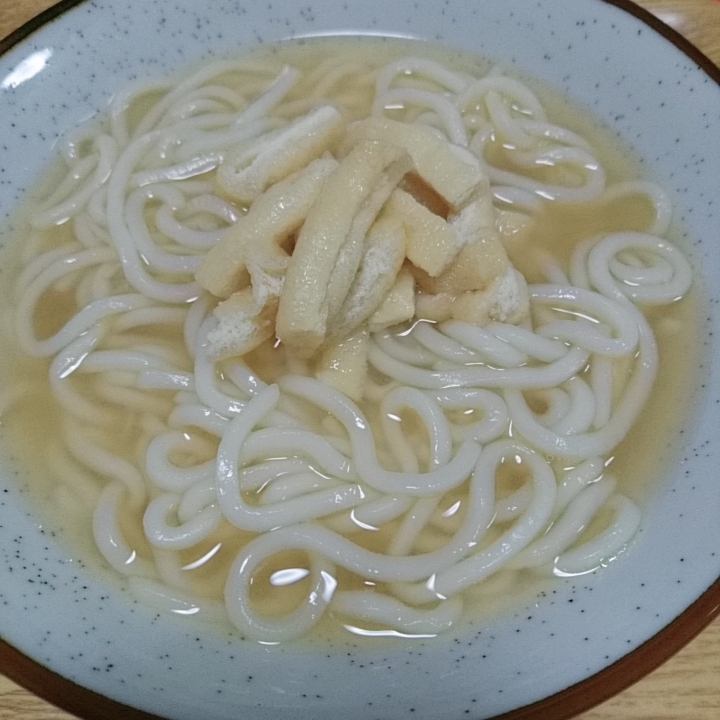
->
[1,1,719,718]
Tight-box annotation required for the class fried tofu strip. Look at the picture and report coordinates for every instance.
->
[206,288,278,360]
[451,268,529,325]
[196,157,338,299]
[346,117,487,211]
[216,104,344,204]
[415,236,509,294]
[315,326,370,402]
[415,267,529,327]
[368,266,416,332]
[276,140,412,357]
[384,189,461,277]
[328,216,406,341]
[413,194,511,295]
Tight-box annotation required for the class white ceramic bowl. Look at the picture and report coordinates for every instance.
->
[0,1,719,719]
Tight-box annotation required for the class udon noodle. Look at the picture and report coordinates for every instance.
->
[4,38,694,643]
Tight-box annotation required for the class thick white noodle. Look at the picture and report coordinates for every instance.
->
[439,321,529,366]
[554,458,607,517]
[472,131,606,202]
[380,386,453,471]
[15,250,152,357]
[375,57,469,96]
[368,341,590,390]
[143,492,222,550]
[178,478,217,522]
[124,184,203,274]
[507,477,616,569]
[325,496,413,535]
[32,135,118,228]
[549,376,596,436]
[374,330,437,367]
[426,388,509,444]
[223,445,498,633]
[145,431,216,491]
[506,285,658,461]
[14,244,81,298]
[169,403,229,436]
[555,494,641,575]
[373,88,468,146]
[412,322,485,363]
[530,284,640,357]
[588,232,693,305]
[331,592,462,634]
[421,441,557,598]
[238,457,315,491]
[387,497,442,556]
[456,75,545,120]
[225,553,337,642]
[105,130,201,303]
[239,428,356,480]
[280,376,482,496]
[63,419,146,503]
[259,472,342,505]
[93,482,155,577]
[215,386,366,531]
[153,204,226,249]
[194,318,246,416]
[128,577,228,624]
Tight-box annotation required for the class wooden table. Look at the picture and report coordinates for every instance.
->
[0,0,719,718]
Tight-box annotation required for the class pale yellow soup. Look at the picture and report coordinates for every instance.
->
[0,36,703,642]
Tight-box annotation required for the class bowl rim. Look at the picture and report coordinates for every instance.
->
[1,577,719,720]
[0,1,719,719]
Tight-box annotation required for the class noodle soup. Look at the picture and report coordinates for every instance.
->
[0,36,700,644]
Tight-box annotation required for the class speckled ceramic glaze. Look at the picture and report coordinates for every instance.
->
[0,1,719,719]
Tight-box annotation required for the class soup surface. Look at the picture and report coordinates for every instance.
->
[0,36,701,645]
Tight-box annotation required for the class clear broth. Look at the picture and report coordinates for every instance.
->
[0,36,705,644]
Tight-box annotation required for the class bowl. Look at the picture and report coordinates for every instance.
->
[1,1,719,719]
